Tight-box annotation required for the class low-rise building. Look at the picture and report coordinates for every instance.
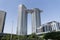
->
[37,21,60,34]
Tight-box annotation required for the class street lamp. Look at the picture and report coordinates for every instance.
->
[10,21,14,40]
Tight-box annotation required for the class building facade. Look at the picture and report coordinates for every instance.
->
[0,10,6,33]
[17,4,42,35]
[37,21,60,34]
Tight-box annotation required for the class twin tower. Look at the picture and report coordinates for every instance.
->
[17,4,42,35]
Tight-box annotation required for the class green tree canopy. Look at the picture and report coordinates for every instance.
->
[43,31,60,40]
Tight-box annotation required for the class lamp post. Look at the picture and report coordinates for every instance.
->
[10,21,13,40]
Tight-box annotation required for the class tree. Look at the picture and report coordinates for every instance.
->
[27,33,43,40]
[43,31,60,40]
[0,33,44,40]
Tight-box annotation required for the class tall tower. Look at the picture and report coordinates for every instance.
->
[0,10,6,33]
[17,4,42,35]
[17,4,27,35]
[32,8,41,33]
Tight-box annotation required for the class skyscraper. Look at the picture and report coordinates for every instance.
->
[17,4,41,35]
[31,8,41,33]
[0,10,6,33]
[17,4,27,35]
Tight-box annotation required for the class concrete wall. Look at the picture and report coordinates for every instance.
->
[0,10,6,33]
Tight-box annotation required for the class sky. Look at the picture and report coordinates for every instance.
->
[0,0,60,34]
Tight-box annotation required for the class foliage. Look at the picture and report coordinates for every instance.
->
[0,33,44,40]
[43,31,60,40]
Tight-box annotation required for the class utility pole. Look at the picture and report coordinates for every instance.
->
[10,20,13,40]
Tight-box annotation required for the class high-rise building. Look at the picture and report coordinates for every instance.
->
[0,10,6,33]
[17,4,42,35]
[32,8,41,33]
[17,5,27,35]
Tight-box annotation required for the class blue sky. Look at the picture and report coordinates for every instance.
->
[0,0,60,34]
